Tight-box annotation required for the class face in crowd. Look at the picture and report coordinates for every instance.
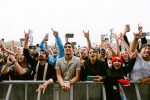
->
[89,48,98,62]
[38,51,48,61]
[121,50,129,60]
[140,45,150,58]
[106,48,112,59]
[112,57,123,70]
[52,47,58,56]
[79,47,88,59]
[64,43,74,56]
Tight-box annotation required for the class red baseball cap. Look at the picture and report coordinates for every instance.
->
[112,56,123,64]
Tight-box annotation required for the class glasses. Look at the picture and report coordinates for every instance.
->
[64,46,72,48]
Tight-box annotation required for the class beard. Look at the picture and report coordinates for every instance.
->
[38,58,46,61]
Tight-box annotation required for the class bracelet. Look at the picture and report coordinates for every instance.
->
[12,60,17,63]
[48,79,53,84]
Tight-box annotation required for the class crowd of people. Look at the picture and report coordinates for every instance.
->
[0,24,150,100]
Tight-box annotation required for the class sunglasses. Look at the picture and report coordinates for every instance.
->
[64,46,72,48]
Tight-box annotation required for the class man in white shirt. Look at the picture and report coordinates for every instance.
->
[130,25,150,85]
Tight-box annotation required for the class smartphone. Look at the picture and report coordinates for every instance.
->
[87,75,95,81]
[20,38,25,42]
[105,38,109,41]
[29,46,35,49]
[66,33,74,38]
[142,32,150,37]
[71,42,76,45]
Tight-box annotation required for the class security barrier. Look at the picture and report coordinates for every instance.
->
[0,81,150,100]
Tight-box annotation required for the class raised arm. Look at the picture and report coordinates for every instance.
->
[130,24,142,53]
[52,28,64,58]
[106,42,116,57]
[112,33,120,56]
[9,55,26,75]
[24,30,36,65]
[83,30,92,49]
[39,33,49,51]
[1,55,12,74]
[119,33,130,51]
[0,40,16,56]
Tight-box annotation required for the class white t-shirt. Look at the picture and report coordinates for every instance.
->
[130,53,150,81]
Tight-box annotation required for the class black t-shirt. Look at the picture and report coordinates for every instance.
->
[24,48,56,81]
[80,59,107,81]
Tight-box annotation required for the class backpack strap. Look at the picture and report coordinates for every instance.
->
[34,61,48,81]
[43,62,48,80]
[34,61,40,81]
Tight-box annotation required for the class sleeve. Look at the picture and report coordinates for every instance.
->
[39,41,46,51]
[23,49,37,68]
[80,67,86,81]
[124,58,136,74]
[80,62,87,81]
[124,35,130,46]
[76,58,81,70]
[55,58,61,69]
[55,36,64,58]
[48,63,57,81]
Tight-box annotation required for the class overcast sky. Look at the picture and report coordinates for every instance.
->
[0,0,150,46]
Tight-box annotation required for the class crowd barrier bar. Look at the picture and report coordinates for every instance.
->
[0,81,146,100]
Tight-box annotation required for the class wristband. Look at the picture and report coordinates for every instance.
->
[12,60,17,63]
[49,79,53,84]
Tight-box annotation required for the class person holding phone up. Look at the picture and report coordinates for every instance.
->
[80,48,107,81]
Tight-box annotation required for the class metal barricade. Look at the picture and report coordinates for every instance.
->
[0,81,150,100]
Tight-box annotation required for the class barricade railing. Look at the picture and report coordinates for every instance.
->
[0,81,150,100]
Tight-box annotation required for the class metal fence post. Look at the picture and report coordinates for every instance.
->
[53,83,60,100]
[37,88,41,100]
[6,84,12,100]
[102,84,106,100]
[25,83,28,100]
[70,85,73,100]
[86,83,89,100]
[134,84,141,100]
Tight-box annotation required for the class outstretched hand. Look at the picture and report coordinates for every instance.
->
[83,30,90,39]
[43,33,49,41]
[24,30,30,40]
[51,28,58,37]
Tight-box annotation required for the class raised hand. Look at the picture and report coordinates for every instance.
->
[123,24,130,34]
[83,30,89,39]
[43,33,49,41]
[24,30,29,40]
[112,33,119,41]
[138,23,143,32]
[51,28,58,37]
[0,40,5,50]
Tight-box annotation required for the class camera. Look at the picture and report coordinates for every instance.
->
[29,46,35,49]
[66,33,74,38]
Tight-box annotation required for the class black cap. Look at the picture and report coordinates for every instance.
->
[139,44,150,52]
